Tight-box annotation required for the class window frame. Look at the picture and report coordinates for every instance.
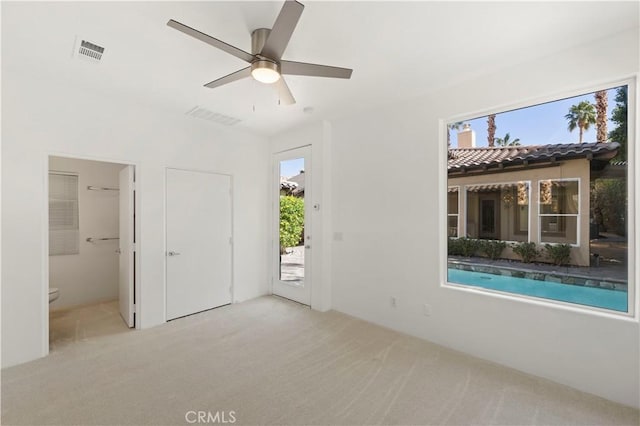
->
[538,178,581,247]
[462,180,531,244]
[440,78,636,318]
[447,186,460,238]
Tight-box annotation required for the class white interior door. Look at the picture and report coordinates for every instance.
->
[166,168,232,320]
[273,146,312,306]
[118,165,135,327]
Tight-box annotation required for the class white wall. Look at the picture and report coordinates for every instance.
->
[48,157,125,309]
[2,68,270,368]
[328,28,639,408]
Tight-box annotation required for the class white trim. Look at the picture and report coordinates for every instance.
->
[461,185,468,237]
[439,118,449,290]
[41,155,49,357]
[447,185,460,238]
[627,76,638,318]
[537,177,581,247]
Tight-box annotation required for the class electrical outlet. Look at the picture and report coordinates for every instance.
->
[423,303,432,316]
[390,296,397,308]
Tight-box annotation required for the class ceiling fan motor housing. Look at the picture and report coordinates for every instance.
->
[251,28,271,55]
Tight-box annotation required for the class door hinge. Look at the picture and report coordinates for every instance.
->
[229,236,233,245]
[132,304,136,313]
[132,243,136,252]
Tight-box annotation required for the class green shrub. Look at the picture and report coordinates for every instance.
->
[458,237,480,257]
[544,243,572,266]
[479,240,507,260]
[512,242,540,263]
[279,195,304,253]
[447,238,462,256]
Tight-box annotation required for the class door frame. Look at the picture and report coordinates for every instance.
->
[42,152,141,357]
[272,146,312,306]
[163,167,234,321]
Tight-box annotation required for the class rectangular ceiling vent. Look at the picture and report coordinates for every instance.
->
[74,38,105,63]
[185,106,242,126]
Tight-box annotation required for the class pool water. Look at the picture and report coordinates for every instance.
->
[448,269,628,312]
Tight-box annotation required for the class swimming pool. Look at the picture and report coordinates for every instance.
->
[448,268,628,312]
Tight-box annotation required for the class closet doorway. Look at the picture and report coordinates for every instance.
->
[47,156,137,352]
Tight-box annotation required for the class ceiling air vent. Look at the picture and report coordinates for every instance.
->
[74,38,105,63]
[185,106,242,126]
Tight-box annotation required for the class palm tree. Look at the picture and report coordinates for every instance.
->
[595,90,608,142]
[447,121,464,148]
[487,114,496,147]
[565,101,596,143]
[609,86,627,161]
[494,133,520,146]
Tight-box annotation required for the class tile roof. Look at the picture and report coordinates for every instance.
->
[287,172,305,195]
[448,142,619,174]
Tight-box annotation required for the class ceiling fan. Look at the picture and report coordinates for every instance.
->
[167,0,353,105]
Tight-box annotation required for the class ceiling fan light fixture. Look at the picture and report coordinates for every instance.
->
[251,60,281,84]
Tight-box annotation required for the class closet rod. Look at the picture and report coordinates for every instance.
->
[87,185,119,191]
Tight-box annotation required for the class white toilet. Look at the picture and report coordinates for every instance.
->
[49,288,60,303]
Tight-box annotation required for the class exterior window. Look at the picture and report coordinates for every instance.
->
[49,172,79,255]
[446,84,630,314]
[447,187,459,237]
[539,179,579,245]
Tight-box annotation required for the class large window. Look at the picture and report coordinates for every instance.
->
[539,179,579,245]
[446,84,631,314]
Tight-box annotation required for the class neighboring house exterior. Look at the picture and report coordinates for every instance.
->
[280,171,305,197]
[448,126,619,266]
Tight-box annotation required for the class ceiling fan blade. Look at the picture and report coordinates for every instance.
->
[281,60,353,79]
[204,67,251,89]
[273,77,296,105]
[260,0,304,60]
[167,19,255,63]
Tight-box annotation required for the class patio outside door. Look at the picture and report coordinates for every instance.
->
[272,146,311,306]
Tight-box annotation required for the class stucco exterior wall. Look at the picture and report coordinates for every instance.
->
[449,158,591,266]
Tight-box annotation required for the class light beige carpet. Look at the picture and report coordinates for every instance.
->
[2,296,638,425]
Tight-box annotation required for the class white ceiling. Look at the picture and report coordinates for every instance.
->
[2,1,638,136]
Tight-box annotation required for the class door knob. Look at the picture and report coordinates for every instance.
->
[167,251,181,256]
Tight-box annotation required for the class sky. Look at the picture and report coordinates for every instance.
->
[280,157,304,179]
[450,86,623,148]
[279,86,624,178]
